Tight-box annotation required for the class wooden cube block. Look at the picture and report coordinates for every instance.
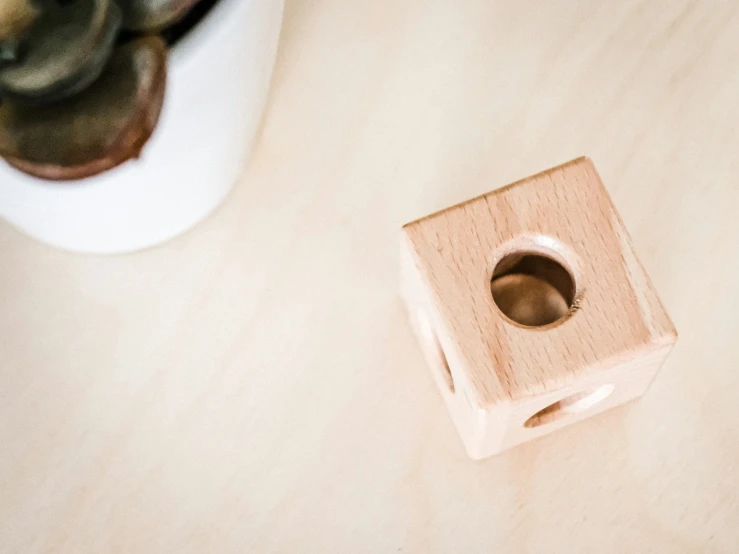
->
[400,157,677,459]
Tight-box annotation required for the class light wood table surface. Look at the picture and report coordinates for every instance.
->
[1,0,738,552]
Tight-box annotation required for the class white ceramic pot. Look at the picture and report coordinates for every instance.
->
[0,0,284,254]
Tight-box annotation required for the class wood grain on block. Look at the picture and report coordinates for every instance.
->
[400,157,677,459]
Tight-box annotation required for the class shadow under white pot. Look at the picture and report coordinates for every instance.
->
[0,0,285,254]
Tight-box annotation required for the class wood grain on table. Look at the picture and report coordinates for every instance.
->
[1,0,737,552]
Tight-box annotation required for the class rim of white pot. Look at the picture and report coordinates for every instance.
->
[170,0,255,61]
[1,0,257,186]
[0,0,283,254]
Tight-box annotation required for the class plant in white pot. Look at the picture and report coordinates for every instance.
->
[0,0,283,253]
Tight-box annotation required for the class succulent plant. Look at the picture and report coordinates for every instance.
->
[0,0,211,180]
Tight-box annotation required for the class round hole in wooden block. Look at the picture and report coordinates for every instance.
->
[416,309,454,393]
[523,384,615,428]
[491,252,575,327]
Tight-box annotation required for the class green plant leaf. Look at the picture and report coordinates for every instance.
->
[0,36,168,181]
[116,0,203,32]
[0,0,121,104]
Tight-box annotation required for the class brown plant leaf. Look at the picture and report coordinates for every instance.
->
[0,36,168,181]
[0,0,121,104]
[116,0,203,32]
[0,0,39,42]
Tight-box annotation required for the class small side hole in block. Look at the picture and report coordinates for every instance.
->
[523,384,615,428]
[416,309,454,393]
[491,252,575,327]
